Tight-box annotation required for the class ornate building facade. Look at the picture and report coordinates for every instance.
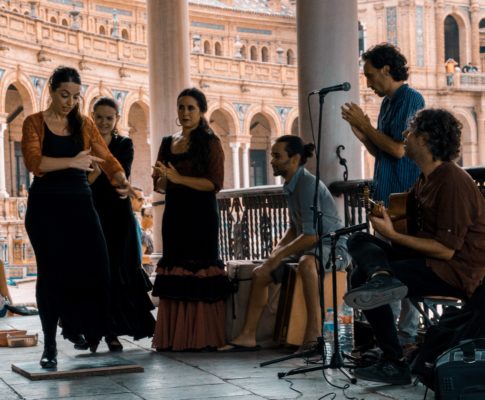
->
[0,0,485,275]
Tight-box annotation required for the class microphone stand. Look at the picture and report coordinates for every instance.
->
[260,91,361,382]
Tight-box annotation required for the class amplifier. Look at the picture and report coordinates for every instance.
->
[435,340,485,400]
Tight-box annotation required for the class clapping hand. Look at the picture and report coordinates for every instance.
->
[341,102,371,130]
[165,162,182,184]
[152,161,166,179]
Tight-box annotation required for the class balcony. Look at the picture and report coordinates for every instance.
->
[191,54,298,87]
[452,72,485,91]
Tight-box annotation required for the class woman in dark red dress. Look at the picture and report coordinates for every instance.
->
[151,88,231,351]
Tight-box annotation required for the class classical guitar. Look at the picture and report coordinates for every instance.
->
[363,186,408,234]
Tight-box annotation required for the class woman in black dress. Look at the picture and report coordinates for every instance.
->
[151,88,231,351]
[22,67,133,368]
[89,97,155,352]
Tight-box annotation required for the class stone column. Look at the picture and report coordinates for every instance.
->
[374,3,385,46]
[477,110,485,165]
[470,0,480,68]
[147,0,191,253]
[241,142,250,188]
[229,142,241,188]
[0,119,9,198]
[297,0,361,183]
[434,0,445,88]
[397,0,413,63]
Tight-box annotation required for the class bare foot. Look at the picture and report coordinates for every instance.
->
[217,335,257,351]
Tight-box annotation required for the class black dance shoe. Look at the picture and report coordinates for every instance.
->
[40,345,58,369]
[66,334,89,350]
[105,336,123,352]
[85,337,100,353]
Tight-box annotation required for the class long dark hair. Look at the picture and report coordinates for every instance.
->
[48,66,83,142]
[93,96,120,134]
[177,87,216,174]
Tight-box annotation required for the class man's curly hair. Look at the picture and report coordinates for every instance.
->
[362,43,409,81]
[409,109,462,162]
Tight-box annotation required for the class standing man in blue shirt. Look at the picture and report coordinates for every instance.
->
[219,135,350,352]
[341,43,425,346]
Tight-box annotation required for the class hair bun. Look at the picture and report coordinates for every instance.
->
[303,143,315,158]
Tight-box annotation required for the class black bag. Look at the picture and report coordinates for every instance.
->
[412,285,485,390]
[433,338,485,400]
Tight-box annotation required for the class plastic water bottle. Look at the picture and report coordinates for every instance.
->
[338,304,354,354]
[323,308,334,362]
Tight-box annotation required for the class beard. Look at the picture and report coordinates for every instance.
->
[272,167,286,177]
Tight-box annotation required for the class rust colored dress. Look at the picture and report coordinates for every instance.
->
[152,134,231,351]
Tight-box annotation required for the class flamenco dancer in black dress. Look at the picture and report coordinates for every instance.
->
[22,67,134,368]
[89,97,155,352]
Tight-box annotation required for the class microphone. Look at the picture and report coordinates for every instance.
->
[322,222,368,238]
[310,82,351,95]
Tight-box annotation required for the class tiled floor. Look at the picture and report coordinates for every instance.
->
[0,315,430,400]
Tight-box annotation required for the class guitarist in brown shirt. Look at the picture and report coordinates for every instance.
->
[344,108,485,385]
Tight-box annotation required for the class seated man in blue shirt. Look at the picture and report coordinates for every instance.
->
[219,135,350,351]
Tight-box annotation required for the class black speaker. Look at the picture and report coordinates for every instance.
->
[435,339,485,400]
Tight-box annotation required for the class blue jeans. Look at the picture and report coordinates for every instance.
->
[347,232,465,360]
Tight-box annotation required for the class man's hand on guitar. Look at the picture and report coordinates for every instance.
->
[369,208,397,239]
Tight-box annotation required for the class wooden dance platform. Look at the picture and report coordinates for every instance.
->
[12,356,144,381]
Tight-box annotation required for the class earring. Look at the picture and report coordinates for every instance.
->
[175,117,182,127]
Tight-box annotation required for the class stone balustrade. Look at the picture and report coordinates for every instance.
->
[0,8,147,66]
[191,54,298,86]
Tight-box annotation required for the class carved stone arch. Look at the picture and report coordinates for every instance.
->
[0,69,37,115]
[243,105,280,186]
[82,85,113,115]
[207,101,239,137]
[126,99,150,192]
[443,11,470,66]
[243,104,281,138]
[1,70,37,195]
[453,108,477,166]
[284,107,299,135]
[122,91,149,130]
[207,102,238,189]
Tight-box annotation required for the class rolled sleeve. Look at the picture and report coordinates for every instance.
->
[205,137,224,192]
[84,118,123,184]
[21,116,44,177]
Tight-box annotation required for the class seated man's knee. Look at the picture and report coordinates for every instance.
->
[298,255,318,276]
[251,265,273,284]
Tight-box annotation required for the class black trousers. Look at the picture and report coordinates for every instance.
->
[347,232,465,360]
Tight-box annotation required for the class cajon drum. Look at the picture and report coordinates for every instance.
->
[225,260,281,344]
[274,263,347,346]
